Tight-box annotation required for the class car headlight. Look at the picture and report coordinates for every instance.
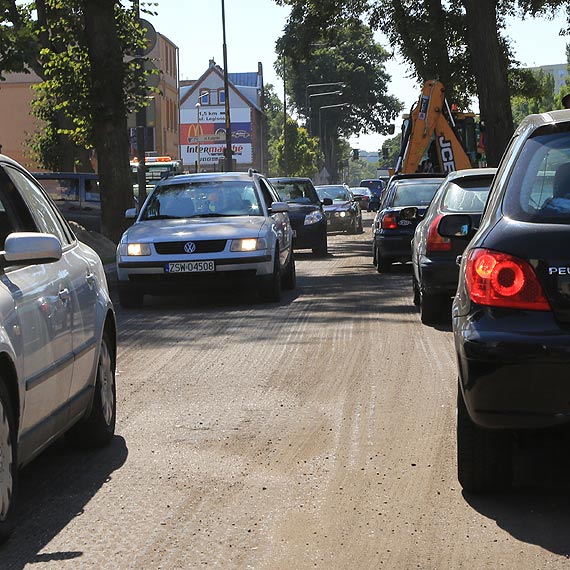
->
[120,243,151,256]
[304,210,324,225]
[336,211,347,218]
[230,238,268,252]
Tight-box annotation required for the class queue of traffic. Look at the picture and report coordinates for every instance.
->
[2,107,570,543]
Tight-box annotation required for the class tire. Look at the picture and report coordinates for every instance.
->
[0,379,17,545]
[259,249,282,302]
[68,332,116,447]
[420,292,446,325]
[376,254,392,273]
[372,244,378,266]
[457,386,512,492]
[118,284,144,309]
[358,216,364,233]
[282,251,296,290]
[412,277,420,306]
[347,216,358,235]
[313,239,328,256]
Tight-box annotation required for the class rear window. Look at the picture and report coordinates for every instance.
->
[392,181,442,207]
[40,178,80,202]
[504,126,570,223]
[441,176,493,213]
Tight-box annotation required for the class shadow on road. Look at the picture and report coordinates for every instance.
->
[2,436,128,569]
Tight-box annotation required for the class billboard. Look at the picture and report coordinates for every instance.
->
[180,107,252,166]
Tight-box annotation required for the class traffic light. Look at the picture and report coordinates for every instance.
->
[351,149,359,161]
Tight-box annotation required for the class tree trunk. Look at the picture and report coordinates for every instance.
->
[82,0,133,243]
[463,0,514,167]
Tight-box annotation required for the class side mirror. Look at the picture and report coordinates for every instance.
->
[322,198,333,206]
[2,232,62,265]
[125,208,137,219]
[400,206,419,220]
[270,201,289,213]
[438,214,472,238]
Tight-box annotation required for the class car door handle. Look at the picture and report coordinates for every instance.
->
[58,288,70,302]
[86,272,96,287]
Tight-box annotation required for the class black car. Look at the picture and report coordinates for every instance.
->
[316,184,363,234]
[360,178,387,211]
[372,174,445,271]
[269,177,329,255]
[411,168,496,324]
[350,187,373,211]
[442,110,570,492]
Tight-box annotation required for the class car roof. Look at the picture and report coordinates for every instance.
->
[269,177,313,183]
[440,167,497,182]
[157,171,260,186]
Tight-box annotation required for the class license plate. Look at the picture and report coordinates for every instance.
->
[166,261,215,273]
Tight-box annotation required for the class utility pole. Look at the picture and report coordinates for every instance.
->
[283,53,287,175]
[221,0,233,171]
[134,0,147,210]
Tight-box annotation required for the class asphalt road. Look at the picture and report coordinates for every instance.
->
[3,213,570,569]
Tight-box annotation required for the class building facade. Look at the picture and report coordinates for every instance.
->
[0,32,180,170]
[179,60,267,173]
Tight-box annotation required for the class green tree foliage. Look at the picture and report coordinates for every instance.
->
[380,133,402,169]
[511,68,556,126]
[273,118,320,178]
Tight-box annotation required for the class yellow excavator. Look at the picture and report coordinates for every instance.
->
[395,80,480,174]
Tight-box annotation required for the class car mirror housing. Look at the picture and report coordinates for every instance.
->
[438,214,472,238]
[270,201,290,213]
[400,206,419,220]
[125,208,137,219]
[2,232,62,265]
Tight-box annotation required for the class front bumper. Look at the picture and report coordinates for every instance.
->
[291,220,327,249]
[454,308,570,430]
[325,212,354,231]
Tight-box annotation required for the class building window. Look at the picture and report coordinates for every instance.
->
[218,89,225,104]
[199,89,210,105]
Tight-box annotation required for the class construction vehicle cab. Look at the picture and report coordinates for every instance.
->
[396,80,480,175]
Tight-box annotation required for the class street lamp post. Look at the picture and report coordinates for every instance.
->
[195,102,201,173]
[318,103,350,183]
[307,91,342,135]
[305,82,345,134]
[221,0,232,171]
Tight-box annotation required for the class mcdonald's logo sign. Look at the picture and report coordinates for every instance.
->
[186,123,204,143]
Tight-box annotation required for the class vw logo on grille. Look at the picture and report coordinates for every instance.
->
[184,241,197,253]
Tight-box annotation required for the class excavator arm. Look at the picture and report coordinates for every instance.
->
[396,80,473,174]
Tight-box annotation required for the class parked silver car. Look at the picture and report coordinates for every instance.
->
[116,171,296,307]
[0,155,117,543]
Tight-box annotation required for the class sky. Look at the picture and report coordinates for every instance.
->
[145,1,570,152]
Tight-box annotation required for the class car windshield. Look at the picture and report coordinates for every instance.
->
[316,186,351,202]
[140,180,263,220]
[441,177,494,213]
[504,126,570,223]
[271,180,319,205]
[391,180,442,207]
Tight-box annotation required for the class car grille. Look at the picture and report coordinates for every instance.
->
[154,240,227,255]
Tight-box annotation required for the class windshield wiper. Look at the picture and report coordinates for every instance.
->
[188,213,231,218]
[143,214,181,220]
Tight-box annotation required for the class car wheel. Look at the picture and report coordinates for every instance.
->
[118,284,144,309]
[420,292,446,325]
[0,378,17,545]
[312,243,328,256]
[259,249,282,302]
[358,216,364,233]
[68,331,116,447]
[348,216,358,235]
[412,277,420,306]
[457,385,512,492]
[376,254,392,272]
[282,251,296,290]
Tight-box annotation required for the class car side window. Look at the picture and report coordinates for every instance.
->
[257,179,276,211]
[41,177,80,202]
[4,166,73,246]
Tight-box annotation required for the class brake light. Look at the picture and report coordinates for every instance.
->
[465,248,550,311]
[426,214,451,252]
[381,213,398,230]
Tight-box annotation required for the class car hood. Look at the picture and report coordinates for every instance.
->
[324,201,351,212]
[124,217,267,242]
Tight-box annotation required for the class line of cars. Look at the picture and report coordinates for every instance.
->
[373,111,570,494]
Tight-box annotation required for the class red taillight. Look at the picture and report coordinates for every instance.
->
[426,214,451,252]
[465,248,550,311]
[381,213,398,230]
